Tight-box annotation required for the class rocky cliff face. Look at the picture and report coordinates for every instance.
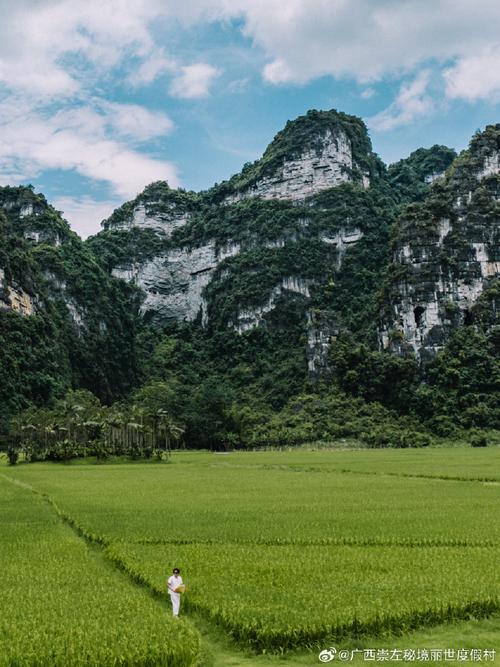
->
[381,126,500,359]
[224,128,368,203]
[89,113,498,377]
[94,110,378,336]
[0,186,143,416]
[91,110,379,361]
[0,268,36,316]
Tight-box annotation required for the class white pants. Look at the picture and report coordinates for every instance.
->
[170,592,180,616]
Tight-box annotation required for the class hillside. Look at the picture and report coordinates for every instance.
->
[0,186,144,421]
[1,109,498,448]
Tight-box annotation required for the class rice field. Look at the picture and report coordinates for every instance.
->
[2,446,500,664]
[0,476,200,666]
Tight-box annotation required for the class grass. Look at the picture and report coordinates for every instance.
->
[2,445,500,664]
[106,541,500,651]
[7,451,500,545]
[0,475,200,666]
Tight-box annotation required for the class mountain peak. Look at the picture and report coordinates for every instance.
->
[212,108,380,203]
[0,185,72,246]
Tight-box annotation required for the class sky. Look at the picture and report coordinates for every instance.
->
[1,1,500,238]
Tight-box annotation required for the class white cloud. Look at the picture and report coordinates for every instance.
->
[0,1,183,201]
[0,0,164,97]
[1,0,500,204]
[368,71,434,131]
[169,63,220,99]
[52,196,120,239]
[128,55,176,87]
[361,88,375,100]
[0,99,179,199]
[444,47,500,101]
[3,1,500,102]
[99,102,174,142]
[231,0,500,87]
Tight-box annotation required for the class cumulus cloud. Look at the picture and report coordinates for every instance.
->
[0,0,183,221]
[368,71,434,131]
[169,63,220,99]
[128,55,176,87]
[231,0,500,86]
[444,47,500,101]
[99,102,174,142]
[1,0,500,214]
[0,99,179,199]
[0,0,163,97]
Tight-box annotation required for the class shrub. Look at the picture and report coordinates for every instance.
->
[7,446,19,465]
[363,426,402,448]
[400,431,432,448]
[427,415,458,438]
[470,433,488,448]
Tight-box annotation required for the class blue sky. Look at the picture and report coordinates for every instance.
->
[1,0,500,237]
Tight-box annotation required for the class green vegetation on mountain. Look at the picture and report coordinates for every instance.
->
[101,181,200,230]
[0,187,145,427]
[387,145,457,203]
[208,108,384,200]
[1,113,499,455]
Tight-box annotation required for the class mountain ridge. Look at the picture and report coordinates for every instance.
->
[1,108,498,444]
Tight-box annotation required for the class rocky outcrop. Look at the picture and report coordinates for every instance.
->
[101,182,200,241]
[321,227,364,269]
[113,244,216,323]
[105,203,190,238]
[232,277,312,333]
[306,310,339,375]
[225,130,368,203]
[381,125,500,359]
[0,269,35,316]
[98,111,375,329]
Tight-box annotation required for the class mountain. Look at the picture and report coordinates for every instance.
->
[381,127,500,360]
[0,186,143,421]
[87,110,469,367]
[1,109,498,444]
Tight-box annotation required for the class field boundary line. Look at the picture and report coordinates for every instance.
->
[210,462,500,483]
[1,473,111,546]
[101,541,500,653]
[131,536,500,548]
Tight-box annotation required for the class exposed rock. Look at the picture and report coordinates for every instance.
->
[97,111,375,330]
[425,171,446,184]
[306,310,338,375]
[381,126,500,359]
[225,130,368,204]
[321,227,364,269]
[0,269,35,316]
[113,244,217,323]
[107,203,190,238]
[232,277,312,333]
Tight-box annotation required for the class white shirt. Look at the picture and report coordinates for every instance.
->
[168,574,183,594]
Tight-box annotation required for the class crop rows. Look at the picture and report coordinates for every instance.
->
[3,448,500,659]
[0,477,201,666]
[8,457,500,546]
[105,541,500,652]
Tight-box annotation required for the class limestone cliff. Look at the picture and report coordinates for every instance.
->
[0,186,143,416]
[224,128,366,203]
[380,126,500,359]
[88,113,498,377]
[92,109,379,337]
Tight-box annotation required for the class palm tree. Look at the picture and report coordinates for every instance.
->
[156,409,184,459]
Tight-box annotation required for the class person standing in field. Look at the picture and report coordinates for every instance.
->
[167,568,183,617]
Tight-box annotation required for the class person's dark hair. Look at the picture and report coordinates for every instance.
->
[173,568,180,574]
